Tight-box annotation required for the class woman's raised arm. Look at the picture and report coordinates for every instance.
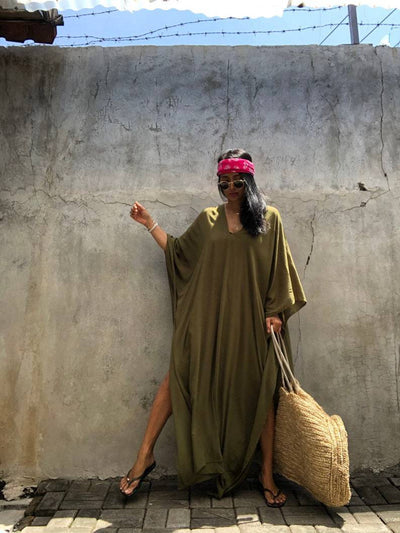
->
[130,201,167,251]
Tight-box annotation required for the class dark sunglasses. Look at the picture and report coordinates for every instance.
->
[218,179,246,190]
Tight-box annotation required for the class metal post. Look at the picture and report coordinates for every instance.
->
[348,5,359,44]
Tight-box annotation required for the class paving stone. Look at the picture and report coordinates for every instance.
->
[166,507,190,528]
[70,481,91,492]
[294,491,322,506]
[281,506,334,527]
[31,516,52,526]
[139,530,186,533]
[212,496,234,508]
[190,493,212,508]
[150,479,177,491]
[93,526,117,533]
[235,505,261,526]
[40,528,77,533]
[36,481,50,495]
[386,522,400,533]
[148,490,189,508]
[326,506,358,526]
[356,486,387,505]
[378,485,400,504]
[350,505,388,524]
[102,493,125,510]
[347,488,365,507]
[64,486,109,502]
[98,509,145,528]
[233,490,266,508]
[102,499,125,510]
[77,509,101,519]
[44,481,71,492]
[371,504,400,523]
[340,525,391,533]
[108,481,123,493]
[258,506,286,525]
[71,516,98,528]
[235,507,260,526]
[25,495,43,517]
[103,482,127,509]
[124,492,149,509]
[117,528,142,533]
[89,481,111,491]
[214,526,240,533]
[59,500,104,511]
[16,526,46,533]
[289,526,316,533]
[191,529,215,533]
[191,508,236,528]
[46,510,78,527]
[390,479,400,488]
[239,526,290,533]
[142,508,168,529]
[17,514,36,530]
[314,526,342,533]
[35,492,65,515]
[351,476,392,489]
[69,528,94,533]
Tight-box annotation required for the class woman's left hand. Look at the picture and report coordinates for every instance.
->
[266,315,282,334]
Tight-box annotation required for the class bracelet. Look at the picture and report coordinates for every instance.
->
[148,222,158,233]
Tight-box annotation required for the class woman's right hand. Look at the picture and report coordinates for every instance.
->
[130,201,153,228]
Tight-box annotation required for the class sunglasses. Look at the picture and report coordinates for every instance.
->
[218,179,246,190]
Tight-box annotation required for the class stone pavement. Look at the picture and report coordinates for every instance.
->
[6,473,400,533]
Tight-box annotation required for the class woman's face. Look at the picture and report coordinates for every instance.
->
[218,172,246,202]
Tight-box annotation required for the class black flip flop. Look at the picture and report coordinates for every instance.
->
[120,461,156,497]
[258,479,286,508]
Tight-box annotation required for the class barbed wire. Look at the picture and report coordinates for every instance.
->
[56,20,400,46]
[60,5,345,20]
[319,14,348,45]
[63,8,119,18]
[360,8,397,43]
[107,16,252,40]
[288,6,344,11]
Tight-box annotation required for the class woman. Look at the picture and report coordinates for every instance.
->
[120,149,306,507]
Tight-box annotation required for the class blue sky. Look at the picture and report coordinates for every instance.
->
[3,5,400,47]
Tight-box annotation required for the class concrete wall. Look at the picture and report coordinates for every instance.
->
[0,44,399,481]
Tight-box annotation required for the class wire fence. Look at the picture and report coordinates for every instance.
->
[16,6,400,48]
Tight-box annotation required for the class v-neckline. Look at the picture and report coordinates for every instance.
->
[220,204,244,235]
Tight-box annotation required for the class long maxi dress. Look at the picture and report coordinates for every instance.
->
[164,204,306,498]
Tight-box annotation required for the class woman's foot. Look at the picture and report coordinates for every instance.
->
[258,471,287,507]
[120,453,155,496]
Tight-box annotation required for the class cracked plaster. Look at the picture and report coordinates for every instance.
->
[0,45,399,480]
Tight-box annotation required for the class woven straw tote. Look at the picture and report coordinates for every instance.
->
[271,327,351,507]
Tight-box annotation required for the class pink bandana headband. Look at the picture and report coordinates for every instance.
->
[217,158,255,176]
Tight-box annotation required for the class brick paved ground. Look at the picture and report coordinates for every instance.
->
[5,473,400,533]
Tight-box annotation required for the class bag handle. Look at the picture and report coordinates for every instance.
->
[270,325,300,393]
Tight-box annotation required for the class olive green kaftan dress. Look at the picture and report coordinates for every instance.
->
[165,204,306,498]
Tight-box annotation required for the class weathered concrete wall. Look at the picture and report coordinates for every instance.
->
[0,45,399,481]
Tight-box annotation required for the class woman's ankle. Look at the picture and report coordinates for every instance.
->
[137,449,154,463]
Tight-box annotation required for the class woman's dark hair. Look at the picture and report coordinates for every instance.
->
[217,148,267,237]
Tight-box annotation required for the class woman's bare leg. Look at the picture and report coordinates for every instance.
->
[120,371,172,495]
[259,403,287,505]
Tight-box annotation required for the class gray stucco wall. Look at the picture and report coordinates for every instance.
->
[0,44,399,481]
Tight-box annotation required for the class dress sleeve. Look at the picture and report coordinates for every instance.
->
[264,209,307,322]
[164,209,207,324]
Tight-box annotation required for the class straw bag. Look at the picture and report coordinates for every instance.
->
[271,327,351,507]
